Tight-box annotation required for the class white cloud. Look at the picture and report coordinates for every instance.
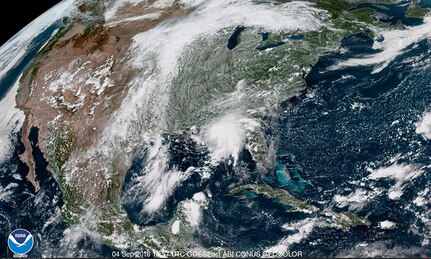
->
[367,163,422,200]
[333,188,381,209]
[171,220,180,234]
[331,16,431,74]
[379,220,396,230]
[0,0,76,80]
[0,0,76,164]
[416,110,431,140]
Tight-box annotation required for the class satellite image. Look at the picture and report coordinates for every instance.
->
[0,0,430,257]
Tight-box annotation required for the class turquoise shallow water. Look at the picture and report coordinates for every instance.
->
[0,1,430,257]
[122,3,431,255]
[277,27,431,257]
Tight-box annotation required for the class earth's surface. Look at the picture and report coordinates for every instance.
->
[0,0,431,257]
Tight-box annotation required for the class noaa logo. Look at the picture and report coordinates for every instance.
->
[8,229,34,255]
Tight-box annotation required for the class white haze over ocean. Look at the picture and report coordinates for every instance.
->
[0,0,76,163]
[0,79,24,163]
[0,0,76,80]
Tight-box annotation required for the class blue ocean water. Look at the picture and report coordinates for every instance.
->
[0,0,430,257]
[349,1,422,26]
[0,130,65,258]
[419,0,431,8]
[0,129,114,257]
[276,28,431,258]
[0,22,60,100]
[0,21,67,258]
[0,22,114,257]
[192,2,431,256]
[122,2,431,256]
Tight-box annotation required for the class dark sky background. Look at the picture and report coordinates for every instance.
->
[0,0,63,46]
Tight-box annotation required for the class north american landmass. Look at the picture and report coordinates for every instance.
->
[0,0,429,256]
